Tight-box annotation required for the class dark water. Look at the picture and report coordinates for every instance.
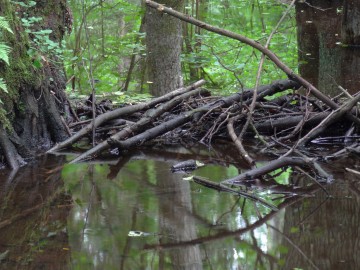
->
[0,144,359,270]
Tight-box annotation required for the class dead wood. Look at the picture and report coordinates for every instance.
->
[70,87,209,163]
[191,176,278,210]
[254,112,330,134]
[67,79,300,163]
[227,116,256,168]
[48,79,206,153]
[296,93,360,147]
[52,74,359,210]
[222,157,333,184]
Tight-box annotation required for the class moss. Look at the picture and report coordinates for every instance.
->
[0,107,11,130]
[0,0,41,126]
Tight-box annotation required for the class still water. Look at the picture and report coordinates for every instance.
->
[0,145,359,270]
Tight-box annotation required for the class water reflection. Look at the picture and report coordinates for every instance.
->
[0,147,359,269]
[296,1,360,96]
[0,155,71,270]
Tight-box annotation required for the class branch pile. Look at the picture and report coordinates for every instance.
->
[51,77,359,166]
[46,0,360,208]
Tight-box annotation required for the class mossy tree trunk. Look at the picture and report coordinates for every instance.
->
[0,0,70,170]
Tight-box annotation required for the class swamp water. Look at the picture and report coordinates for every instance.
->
[0,144,359,270]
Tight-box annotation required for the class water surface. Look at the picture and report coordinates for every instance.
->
[0,145,359,270]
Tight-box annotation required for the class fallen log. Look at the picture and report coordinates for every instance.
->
[221,157,333,185]
[48,79,206,153]
[69,88,209,163]
[67,79,300,163]
[254,112,330,134]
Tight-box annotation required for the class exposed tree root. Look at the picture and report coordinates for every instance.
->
[0,128,25,170]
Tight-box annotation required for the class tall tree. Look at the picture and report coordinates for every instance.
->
[0,0,70,169]
[145,0,185,96]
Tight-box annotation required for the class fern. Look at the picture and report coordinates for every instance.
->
[0,78,7,93]
[0,16,13,95]
[0,43,11,65]
[0,17,13,34]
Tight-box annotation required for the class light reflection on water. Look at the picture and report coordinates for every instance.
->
[0,149,359,269]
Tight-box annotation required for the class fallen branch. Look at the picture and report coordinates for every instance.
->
[222,157,333,184]
[227,116,256,168]
[48,79,206,153]
[296,92,360,147]
[192,176,278,210]
[70,88,208,163]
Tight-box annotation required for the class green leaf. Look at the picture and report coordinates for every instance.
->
[290,226,300,233]
[0,43,11,65]
[0,16,13,34]
[34,29,52,35]
[33,59,42,69]
[0,78,8,93]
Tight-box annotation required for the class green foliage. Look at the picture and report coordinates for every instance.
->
[0,43,11,66]
[0,78,8,94]
[65,0,298,100]
[65,0,144,95]
[182,0,298,94]
[11,1,36,8]
[0,16,14,94]
[0,16,13,34]
[16,2,64,66]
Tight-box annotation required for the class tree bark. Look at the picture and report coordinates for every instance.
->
[0,0,69,169]
[145,0,185,96]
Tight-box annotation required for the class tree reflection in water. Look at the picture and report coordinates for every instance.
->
[0,155,71,270]
[0,145,359,269]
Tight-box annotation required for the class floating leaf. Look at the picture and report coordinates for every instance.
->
[182,176,194,181]
[128,231,153,237]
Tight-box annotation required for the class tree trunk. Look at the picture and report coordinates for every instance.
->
[296,0,360,96]
[0,0,69,169]
[145,0,185,96]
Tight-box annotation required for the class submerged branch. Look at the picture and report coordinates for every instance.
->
[222,157,333,184]
[192,176,278,210]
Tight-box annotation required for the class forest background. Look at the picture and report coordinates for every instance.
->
[0,0,357,170]
[64,0,297,101]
